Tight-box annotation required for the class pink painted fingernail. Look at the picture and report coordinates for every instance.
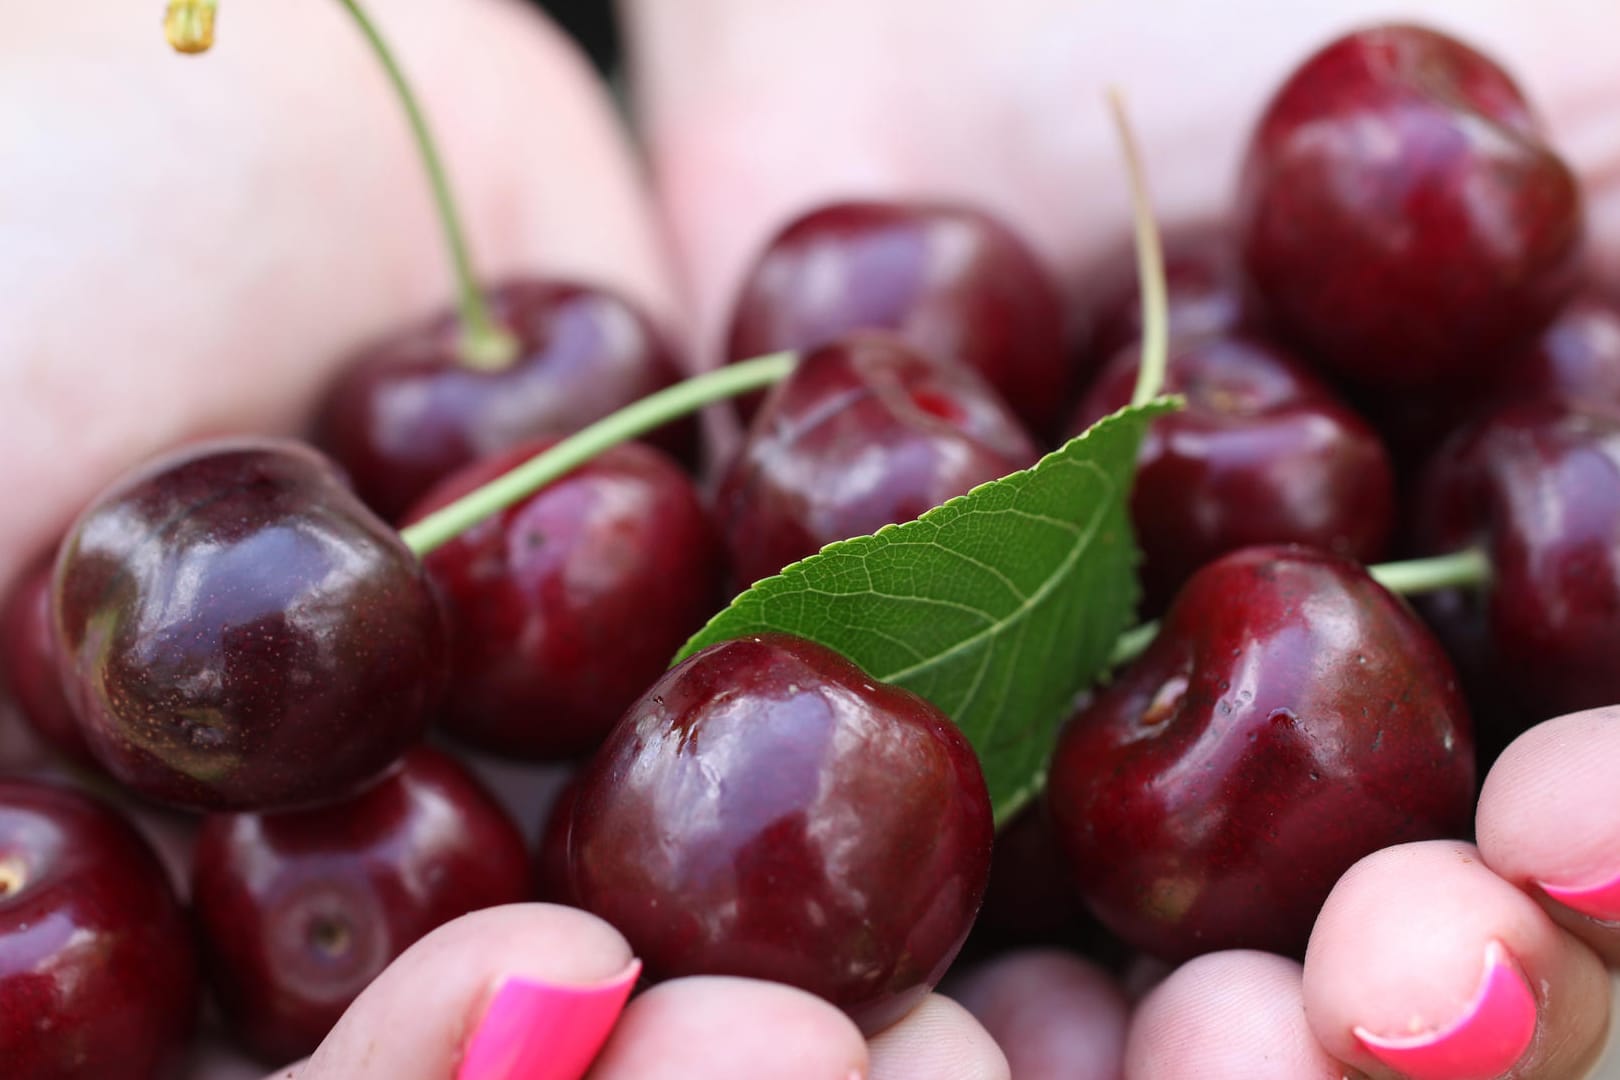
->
[456,959,640,1080]
[1352,941,1535,1080]
[1537,867,1620,923]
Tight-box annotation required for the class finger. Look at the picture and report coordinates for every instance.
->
[287,903,636,1080]
[1124,951,1342,1078]
[585,976,868,1080]
[1476,706,1620,966]
[1,0,674,590]
[866,994,1009,1080]
[947,949,1127,1080]
[1303,840,1611,1080]
[622,0,1620,364]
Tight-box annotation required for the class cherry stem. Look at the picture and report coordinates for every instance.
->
[164,0,219,53]
[1368,547,1491,596]
[1105,547,1492,670]
[399,352,797,557]
[1107,89,1169,409]
[332,0,518,370]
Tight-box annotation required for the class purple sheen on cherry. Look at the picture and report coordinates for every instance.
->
[1413,399,1620,725]
[567,633,993,1035]
[717,334,1040,587]
[51,437,449,812]
[314,279,696,522]
[1067,334,1395,613]
[405,437,725,761]
[0,558,96,769]
[190,745,530,1063]
[1079,225,1264,375]
[1238,23,1584,388]
[0,777,200,1079]
[1046,545,1474,963]
[725,201,1070,435]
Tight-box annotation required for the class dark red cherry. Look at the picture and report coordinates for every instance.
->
[191,746,529,1063]
[1413,400,1620,725]
[52,438,448,811]
[405,437,725,760]
[1067,334,1395,612]
[0,778,199,1078]
[1355,289,1620,472]
[314,279,696,522]
[1046,546,1474,962]
[0,558,95,769]
[534,774,578,906]
[1080,225,1263,375]
[725,201,1069,434]
[1238,24,1583,387]
[718,334,1039,587]
[568,633,993,1035]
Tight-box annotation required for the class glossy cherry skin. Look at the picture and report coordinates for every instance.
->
[0,559,95,769]
[52,438,449,811]
[0,778,199,1078]
[314,279,695,522]
[718,334,1039,587]
[406,437,725,760]
[1046,546,1474,963]
[191,746,529,1063]
[1067,334,1395,612]
[1238,24,1583,388]
[1413,401,1620,726]
[725,201,1069,434]
[1080,225,1264,375]
[568,633,993,1035]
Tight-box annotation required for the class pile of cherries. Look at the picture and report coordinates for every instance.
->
[4,19,1619,1077]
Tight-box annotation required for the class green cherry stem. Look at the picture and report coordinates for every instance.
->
[1106,547,1493,670]
[399,352,797,557]
[1368,547,1492,596]
[1108,89,1169,409]
[332,0,518,370]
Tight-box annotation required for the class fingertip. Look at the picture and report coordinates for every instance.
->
[586,976,869,1080]
[1304,840,1611,1080]
[1125,951,1341,1079]
[947,949,1126,1080]
[867,994,1009,1080]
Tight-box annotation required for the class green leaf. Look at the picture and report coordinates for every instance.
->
[676,397,1180,824]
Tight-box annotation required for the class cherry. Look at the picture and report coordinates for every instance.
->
[190,745,529,1062]
[52,438,448,811]
[0,778,199,1078]
[1080,225,1263,374]
[1355,288,1620,472]
[725,201,1069,434]
[314,280,696,522]
[1413,400,1620,727]
[1066,333,1395,612]
[534,774,578,906]
[0,558,96,769]
[1046,546,1474,962]
[568,633,993,1035]
[405,437,724,760]
[1238,23,1583,388]
[717,334,1039,587]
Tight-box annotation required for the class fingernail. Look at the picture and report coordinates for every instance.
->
[1352,940,1535,1080]
[456,959,640,1080]
[1536,867,1620,923]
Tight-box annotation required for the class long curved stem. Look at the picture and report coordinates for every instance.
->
[1107,89,1169,409]
[333,0,517,369]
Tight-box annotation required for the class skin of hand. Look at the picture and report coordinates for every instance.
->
[3,1,1619,1077]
